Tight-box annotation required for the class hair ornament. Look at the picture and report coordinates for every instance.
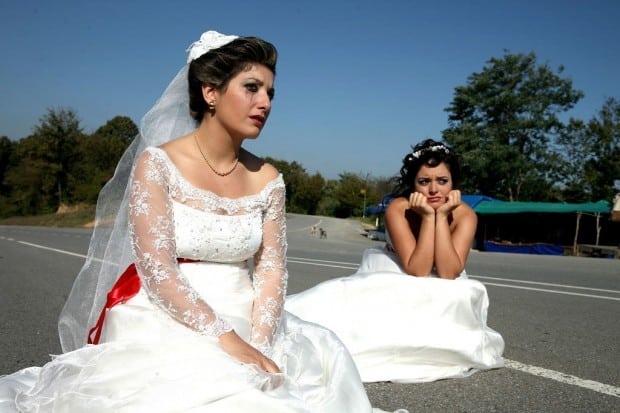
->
[410,144,450,159]
[186,30,239,63]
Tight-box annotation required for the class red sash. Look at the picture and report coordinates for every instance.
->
[87,258,197,345]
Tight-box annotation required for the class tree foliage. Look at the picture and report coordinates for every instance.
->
[0,136,14,195]
[443,52,583,201]
[73,116,137,203]
[557,98,620,202]
[264,157,326,215]
[263,158,386,218]
[94,115,139,144]
[0,109,136,217]
[4,109,85,214]
[1,72,617,222]
[319,173,381,218]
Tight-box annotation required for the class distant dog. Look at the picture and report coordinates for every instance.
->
[319,228,327,239]
[310,225,318,237]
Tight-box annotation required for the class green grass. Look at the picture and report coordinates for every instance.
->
[0,205,97,228]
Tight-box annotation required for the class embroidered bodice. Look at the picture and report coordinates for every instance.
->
[128,147,288,354]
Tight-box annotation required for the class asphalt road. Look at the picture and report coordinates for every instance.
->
[1,216,619,412]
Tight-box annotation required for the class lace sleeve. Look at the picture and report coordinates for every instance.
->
[128,150,233,337]
[249,182,288,356]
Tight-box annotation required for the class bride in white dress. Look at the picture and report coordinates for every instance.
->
[0,31,400,413]
[286,139,505,383]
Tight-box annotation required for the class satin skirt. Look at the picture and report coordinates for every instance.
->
[0,262,382,412]
[286,247,505,383]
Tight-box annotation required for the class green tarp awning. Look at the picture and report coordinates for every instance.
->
[474,200,611,215]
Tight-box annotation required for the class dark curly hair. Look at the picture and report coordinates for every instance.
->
[188,36,278,122]
[392,138,462,197]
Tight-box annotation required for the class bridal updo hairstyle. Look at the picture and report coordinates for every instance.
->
[188,37,278,122]
[393,138,462,198]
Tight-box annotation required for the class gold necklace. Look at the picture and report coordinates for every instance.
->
[194,134,239,177]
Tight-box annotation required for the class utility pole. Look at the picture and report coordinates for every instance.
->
[361,188,367,218]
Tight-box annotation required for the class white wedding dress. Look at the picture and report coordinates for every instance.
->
[0,148,395,413]
[286,246,505,383]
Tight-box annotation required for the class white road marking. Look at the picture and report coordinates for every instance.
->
[17,241,88,259]
[505,359,620,398]
[475,275,620,294]
[288,256,359,266]
[288,258,358,269]
[288,256,619,300]
[482,281,620,301]
[7,238,620,397]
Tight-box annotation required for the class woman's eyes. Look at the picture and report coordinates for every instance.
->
[245,83,259,93]
[244,84,275,100]
[417,178,449,186]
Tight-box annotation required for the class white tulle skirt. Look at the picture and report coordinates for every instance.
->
[286,247,505,383]
[0,261,390,413]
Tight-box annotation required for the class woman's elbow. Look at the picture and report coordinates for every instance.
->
[435,264,464,279]
[403,266,433,278]
[437,272,459,280]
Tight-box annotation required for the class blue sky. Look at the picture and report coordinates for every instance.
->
[1,0,618,179]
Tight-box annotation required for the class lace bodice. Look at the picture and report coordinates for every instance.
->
[129,147,288,355]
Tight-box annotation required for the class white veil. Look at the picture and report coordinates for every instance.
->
[58,31,238,352]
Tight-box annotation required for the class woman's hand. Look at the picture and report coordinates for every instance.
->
[218,330,280,373]
[437,190,462,217]
[408,192,435,217]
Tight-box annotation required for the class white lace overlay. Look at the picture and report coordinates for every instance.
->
[1,145,404,412]
[129,147,288,352]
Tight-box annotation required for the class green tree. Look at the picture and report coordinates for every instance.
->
[317,179,340,217]
[372,176,396,200]
[4,108,85,214]
[265,157,304,212]
[332,172,375,218]
[443,51,583,201]
[264,157,326,214]
[556,118,591,202]
[0,136,14,195]
[0,136,17,216]
[557,98,620,202]
[315,173,385,218]
[291,172,325,215]
[3,152,59,215]
[94,115,138,143]
[72,116,137,203]
[585,98,620,202]
[36,108,84,207]
[89,116,137,171]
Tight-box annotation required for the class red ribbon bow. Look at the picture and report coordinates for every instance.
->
[87,258,197,345]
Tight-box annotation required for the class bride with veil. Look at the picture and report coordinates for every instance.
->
[286,139,505,384]
[0,30,405,413]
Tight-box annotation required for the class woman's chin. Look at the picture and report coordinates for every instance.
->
[429,202,447,210]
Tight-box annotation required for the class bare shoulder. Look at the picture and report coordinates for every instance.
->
[386,196,408,216]
[453,202,477,224]
[158,134,194,163]
[241,149,280,189]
